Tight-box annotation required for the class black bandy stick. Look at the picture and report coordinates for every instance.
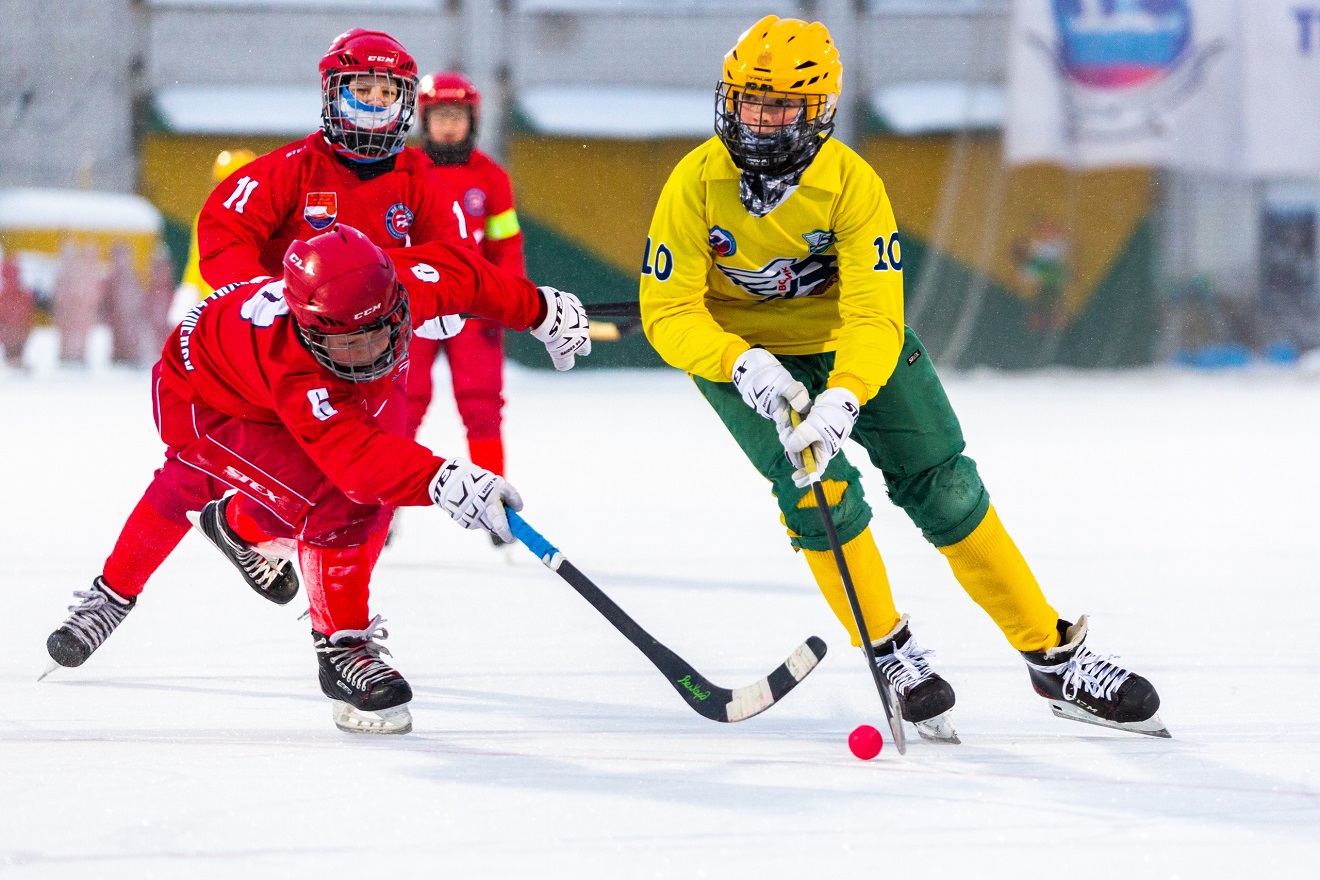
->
[507,509,826,722]
[792,411,906,753]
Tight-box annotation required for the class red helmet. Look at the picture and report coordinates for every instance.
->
[319,29,419,162]
[283,225,411,383]
[417,71,481,165]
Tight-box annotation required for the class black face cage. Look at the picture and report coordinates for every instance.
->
[322,71,418,161]
[423,106,478,165]
[714,82,836,178]
[297,297,412,383]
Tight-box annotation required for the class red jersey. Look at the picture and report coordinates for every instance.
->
[160,240,543,509]
[424,148,526,277]
[197,134,455,290]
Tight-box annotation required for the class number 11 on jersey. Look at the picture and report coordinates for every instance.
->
[223,177,259,214]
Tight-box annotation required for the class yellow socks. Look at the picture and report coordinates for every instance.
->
[801,527,900,647]
[937,505,1059,652]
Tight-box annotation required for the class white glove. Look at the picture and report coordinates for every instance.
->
[783,387,861,488]
[529,286,591,371]
[731,348,810,437]
[415,314,466,341]
[428,458,524,542]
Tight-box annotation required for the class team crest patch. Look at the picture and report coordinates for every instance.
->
[303,192,338,230]
[385,202,414,240]
[802,229,835,254]
[709,225,737,257]
[717,254,838,301]
[463,187,487,216]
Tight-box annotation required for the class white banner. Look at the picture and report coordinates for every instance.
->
[1006,1,1243,173]
[1240,2,1320,177]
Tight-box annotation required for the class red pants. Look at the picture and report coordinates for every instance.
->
[144,364,393,546]
[406,319,504,472]
[100,365,396,633]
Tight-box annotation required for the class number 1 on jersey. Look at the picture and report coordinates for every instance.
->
[452,201,468,239]
[223,176,259,214]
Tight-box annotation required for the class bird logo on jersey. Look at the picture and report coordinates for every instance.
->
[802,229,835,254]
[709,226,737,257]
[716,254,839,301]
[304,193,338,231]
[385,202,414,240]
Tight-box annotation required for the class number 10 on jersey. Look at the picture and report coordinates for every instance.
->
[641,237,673,281]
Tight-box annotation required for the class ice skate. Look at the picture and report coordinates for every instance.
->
[315,617,413,735]
[43,577,136,676]
[1022,616,1169,738]
[190,496,300,605]
[871,616,960,744]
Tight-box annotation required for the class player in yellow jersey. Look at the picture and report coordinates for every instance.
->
[169,149,257,324]
[640,15,1167,740]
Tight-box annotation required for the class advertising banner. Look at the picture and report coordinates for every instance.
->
[1006,1,1241,172]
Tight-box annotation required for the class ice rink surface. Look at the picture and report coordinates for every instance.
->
[3,359,1319,877]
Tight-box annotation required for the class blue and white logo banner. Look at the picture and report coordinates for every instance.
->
[1006,1,1241,171]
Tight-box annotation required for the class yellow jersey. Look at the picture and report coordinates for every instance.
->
[179,215,214,300]
[639,137,905,404]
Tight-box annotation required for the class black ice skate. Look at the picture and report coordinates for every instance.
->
[314,617,413,735]
[42,577,137,677]
[871,616,960,744]
[190,496,299,605]
[1022,616,1169,738]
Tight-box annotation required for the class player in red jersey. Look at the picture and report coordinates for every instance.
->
[405,73,525,507]
[43,226,592,735]
[197,28,460,288]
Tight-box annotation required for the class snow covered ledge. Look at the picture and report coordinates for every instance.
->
[515,85,713,139]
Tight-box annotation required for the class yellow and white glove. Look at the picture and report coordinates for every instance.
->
[783,388,861,488]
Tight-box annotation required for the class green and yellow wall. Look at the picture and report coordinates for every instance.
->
[508,133,1157,370]
[140,130,1157,371]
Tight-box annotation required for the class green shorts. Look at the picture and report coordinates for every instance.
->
[694,327,989,552]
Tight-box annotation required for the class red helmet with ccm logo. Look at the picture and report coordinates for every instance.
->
[319,29,419,162]
[417,71,481,165]
[283,225,412,383]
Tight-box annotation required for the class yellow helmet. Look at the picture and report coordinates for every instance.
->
[212,148,257,182]
[716,15,842,177]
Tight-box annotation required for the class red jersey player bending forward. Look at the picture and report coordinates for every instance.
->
[44,226,591,735]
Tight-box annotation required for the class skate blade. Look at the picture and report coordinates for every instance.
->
[330,701,413,735]
[37,660,59,682]
[914,711,961,744]
[1048,701,1171,738]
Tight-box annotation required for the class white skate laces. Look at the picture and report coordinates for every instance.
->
[218,523,287,590]
[1027,643,1133,703]
[61,581,132,652]
[875,636,939,696]
[317,616,398,692]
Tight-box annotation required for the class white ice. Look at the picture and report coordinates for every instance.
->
[2,361,1319,877]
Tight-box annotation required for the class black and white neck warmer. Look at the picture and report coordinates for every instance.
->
[739,171,800,217]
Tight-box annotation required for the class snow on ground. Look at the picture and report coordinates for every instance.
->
[2,362,1319,877]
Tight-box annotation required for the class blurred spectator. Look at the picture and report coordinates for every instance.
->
[0,249,35,366]
[1013,216,1071,334]
[49,239,172,366]
[52,241,103,363]
[1164,275,1252,368]
[1259,206,1320,359]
